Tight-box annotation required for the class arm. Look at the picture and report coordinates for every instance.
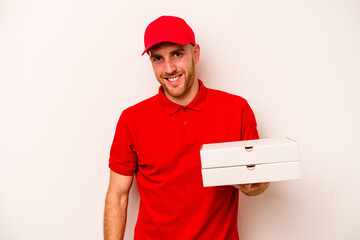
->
[234,182,270,196]
[104,170,134,240]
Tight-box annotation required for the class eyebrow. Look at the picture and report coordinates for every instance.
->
[150,46,186,60]
[150,54,162,61]
[170,46,186,54]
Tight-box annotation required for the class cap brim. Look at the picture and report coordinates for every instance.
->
[142,38,193,55]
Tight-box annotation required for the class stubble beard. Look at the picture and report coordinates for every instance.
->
[161,59,196,99]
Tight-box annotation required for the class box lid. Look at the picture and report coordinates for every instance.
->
[200,137,299,169]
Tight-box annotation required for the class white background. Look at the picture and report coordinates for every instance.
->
[1,0,360,239]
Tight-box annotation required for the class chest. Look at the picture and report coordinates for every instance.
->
[131,108,242,172]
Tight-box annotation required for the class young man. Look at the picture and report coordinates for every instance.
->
[104,16,269,240]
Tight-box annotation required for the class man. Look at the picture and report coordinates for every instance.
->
[104,15,269,240]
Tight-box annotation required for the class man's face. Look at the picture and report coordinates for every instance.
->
[149,42,200,104]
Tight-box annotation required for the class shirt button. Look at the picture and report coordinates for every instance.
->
[182,108,187,112]
[184,121,189,125]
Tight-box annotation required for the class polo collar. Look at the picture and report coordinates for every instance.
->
[158,79,207,115]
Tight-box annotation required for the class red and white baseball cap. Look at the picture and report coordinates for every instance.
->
[142,16,196,55]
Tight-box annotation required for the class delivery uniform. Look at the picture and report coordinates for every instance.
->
[109,79,259,240]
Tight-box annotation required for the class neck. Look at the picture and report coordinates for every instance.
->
[165,78,200,106]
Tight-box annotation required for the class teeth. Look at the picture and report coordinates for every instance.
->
[168,75,180,82]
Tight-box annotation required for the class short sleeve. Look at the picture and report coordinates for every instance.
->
[241,100,259,141]
[108,111,137,176]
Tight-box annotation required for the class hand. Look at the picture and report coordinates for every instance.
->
[233,182,270,196]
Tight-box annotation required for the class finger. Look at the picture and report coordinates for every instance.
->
[251,182,268,188]
[252,183,264,188]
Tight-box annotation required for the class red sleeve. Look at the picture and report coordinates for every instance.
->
[241,100,259,141]
[108,110,137,176]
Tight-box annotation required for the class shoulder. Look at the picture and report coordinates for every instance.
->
[129,94,159,111]
[206,87,248,106]
[121,94,159,120]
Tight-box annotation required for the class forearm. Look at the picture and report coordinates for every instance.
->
[104,194,128,240]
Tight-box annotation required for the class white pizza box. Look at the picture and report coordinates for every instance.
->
[200,137,301,187]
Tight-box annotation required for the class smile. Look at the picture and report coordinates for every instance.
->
[165,74,182,82]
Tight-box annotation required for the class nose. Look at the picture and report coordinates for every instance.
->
[164,59,177,75]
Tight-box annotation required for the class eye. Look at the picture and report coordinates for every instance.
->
[174,52,183,57]
[152,56,162,62]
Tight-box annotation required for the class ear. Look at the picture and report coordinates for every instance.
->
[193,44,200,64]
